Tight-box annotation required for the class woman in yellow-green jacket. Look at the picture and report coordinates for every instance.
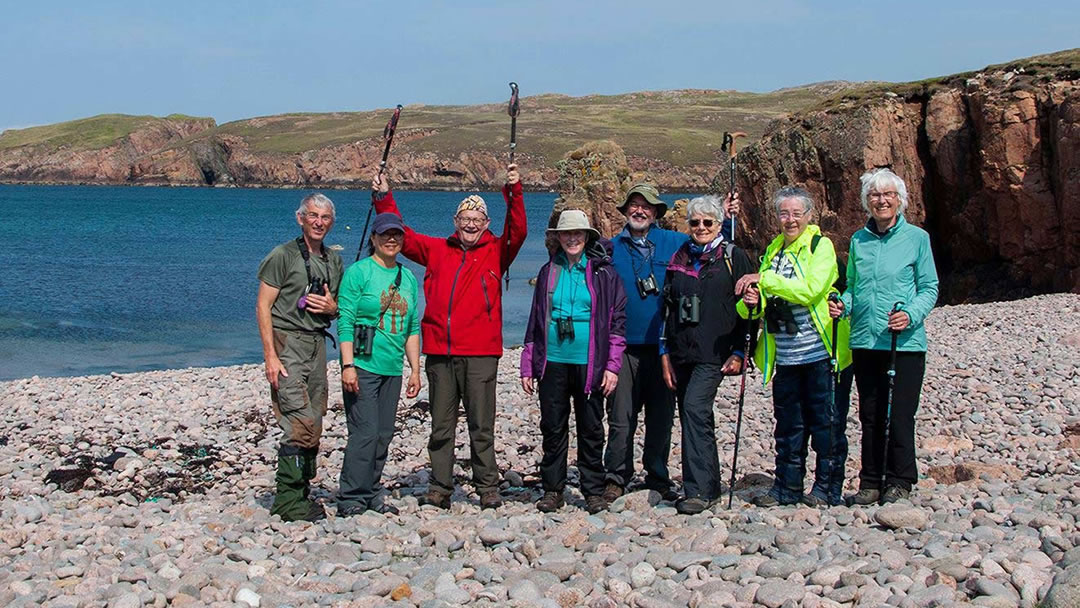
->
[735,187,852,507]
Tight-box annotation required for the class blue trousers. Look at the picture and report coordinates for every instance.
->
[770,359,849,504]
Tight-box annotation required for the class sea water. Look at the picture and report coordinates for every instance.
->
[0,184,695,380]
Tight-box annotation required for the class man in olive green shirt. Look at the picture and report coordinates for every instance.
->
[256,193,344,522]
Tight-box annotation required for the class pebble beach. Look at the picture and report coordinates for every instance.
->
[2,294,1079,608]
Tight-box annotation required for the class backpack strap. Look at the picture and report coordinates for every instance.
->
[811,233,822,253]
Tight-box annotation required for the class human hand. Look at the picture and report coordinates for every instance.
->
[742,285,760,308]
[887,310,910,332]
[266,356,288,390]
[521,376,535,395]
[304,290,337,316]
[372,172,389,194]
[342,366,359,393]
[721,354,743,375]
[506,163,520,186]
[601,370,618,396]
[661,354,676,391]
[724,191,741,217]
[828,298,844,319]
[735,274,761,295]
[406,370,421,398]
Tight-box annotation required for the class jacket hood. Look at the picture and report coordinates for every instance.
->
[765,223,822,256]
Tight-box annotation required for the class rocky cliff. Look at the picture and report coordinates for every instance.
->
[730,50,1080,302]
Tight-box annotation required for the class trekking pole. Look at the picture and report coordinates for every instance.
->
[720,131,746,241]
[880,300,905,500]
[507,82,520,165]
[728,286,760,509]
[357,105,403,261]
[827,292,841,501]
[503,82,520,288]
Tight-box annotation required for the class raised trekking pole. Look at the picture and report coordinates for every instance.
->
[507,82,520,165]
[728,286,760,508]
[503,82,520,288]
[720,131,746,241]
[880,300,905,501]
[357,105,403,261]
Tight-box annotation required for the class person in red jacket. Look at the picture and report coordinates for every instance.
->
[372,164,526,509]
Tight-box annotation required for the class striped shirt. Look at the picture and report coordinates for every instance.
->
[770,249,829,366]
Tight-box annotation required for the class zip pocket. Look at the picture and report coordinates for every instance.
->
[481,270,498,319]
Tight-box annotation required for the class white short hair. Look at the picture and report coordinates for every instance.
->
[772,187,814,216]
[686,195,725,221]
[859,168,909,216]
[296,193,336,220]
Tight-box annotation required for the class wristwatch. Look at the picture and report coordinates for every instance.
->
[342,363,355,370]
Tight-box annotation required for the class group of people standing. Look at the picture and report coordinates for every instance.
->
[256,161,938,522]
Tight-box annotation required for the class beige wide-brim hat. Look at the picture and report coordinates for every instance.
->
[547,209,601,241]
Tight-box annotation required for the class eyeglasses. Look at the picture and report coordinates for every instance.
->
[777,211,806,221]
[868,191,899,201]
[688,218,715,228]
[456,216,488,226]
[303,212,334,222]
[376,231,403,241]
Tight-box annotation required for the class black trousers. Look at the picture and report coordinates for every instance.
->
[604,345,675,491]
[852,348,926,492]
[674,362,726,501]
[537,362,607,496]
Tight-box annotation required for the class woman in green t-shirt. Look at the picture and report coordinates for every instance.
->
[336,212,421,516]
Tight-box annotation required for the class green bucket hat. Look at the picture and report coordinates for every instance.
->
[618,182,668,219]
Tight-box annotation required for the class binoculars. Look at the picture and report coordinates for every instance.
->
[555,318,575,342]
[678,295,701,325]
[765,299,799,335]
[636,274,659,299]
[354,325,376,356]
[297,277,327,310]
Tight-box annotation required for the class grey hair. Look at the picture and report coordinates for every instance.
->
[296,193,336,220]
[686,195,726,222]
[772,186,814,216]
[859,168,909,215]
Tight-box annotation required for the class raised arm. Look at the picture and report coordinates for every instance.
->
[499,164,528,271]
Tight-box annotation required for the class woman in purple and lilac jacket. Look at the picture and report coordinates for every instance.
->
[521,209,628,515]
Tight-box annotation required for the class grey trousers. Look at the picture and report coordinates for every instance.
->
[604,344,676,491]
[337,368,402,510]
[425,355,500,495]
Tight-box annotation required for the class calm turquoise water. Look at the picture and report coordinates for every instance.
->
[0,184,698,380]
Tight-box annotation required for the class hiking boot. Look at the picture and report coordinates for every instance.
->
[420,489,451,509]
[644,485,681,503]
[536,491,564,513]
[480,490,503,510]
[295,501,326,522]
[584,495,608,514]
[676,497,711,515]
[802,493,830,508]
[881,486,910,504]
[847,488,881,506]
[371,502,400,515]
[752,493,780,508]
[602,483,624,504]
[336,503,367,517]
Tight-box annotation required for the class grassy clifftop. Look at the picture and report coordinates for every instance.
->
[0,114,214,151]
[202,83,853,164]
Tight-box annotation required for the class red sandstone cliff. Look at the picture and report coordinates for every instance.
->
[729,55,1080,301]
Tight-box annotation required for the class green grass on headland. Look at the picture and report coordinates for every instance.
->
[0,114,213,152]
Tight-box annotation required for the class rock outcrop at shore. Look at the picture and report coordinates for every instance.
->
[1,295,1079,606]
[733,53,1080,301]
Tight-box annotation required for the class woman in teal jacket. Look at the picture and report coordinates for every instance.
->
[830,168,939,505]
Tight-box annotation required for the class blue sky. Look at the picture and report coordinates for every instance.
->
[2,1,1077,130]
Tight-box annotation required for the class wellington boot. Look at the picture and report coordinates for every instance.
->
[300,446,319,501]
[271,448,318,522]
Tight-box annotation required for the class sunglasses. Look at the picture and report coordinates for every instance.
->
[688,218,716,228]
